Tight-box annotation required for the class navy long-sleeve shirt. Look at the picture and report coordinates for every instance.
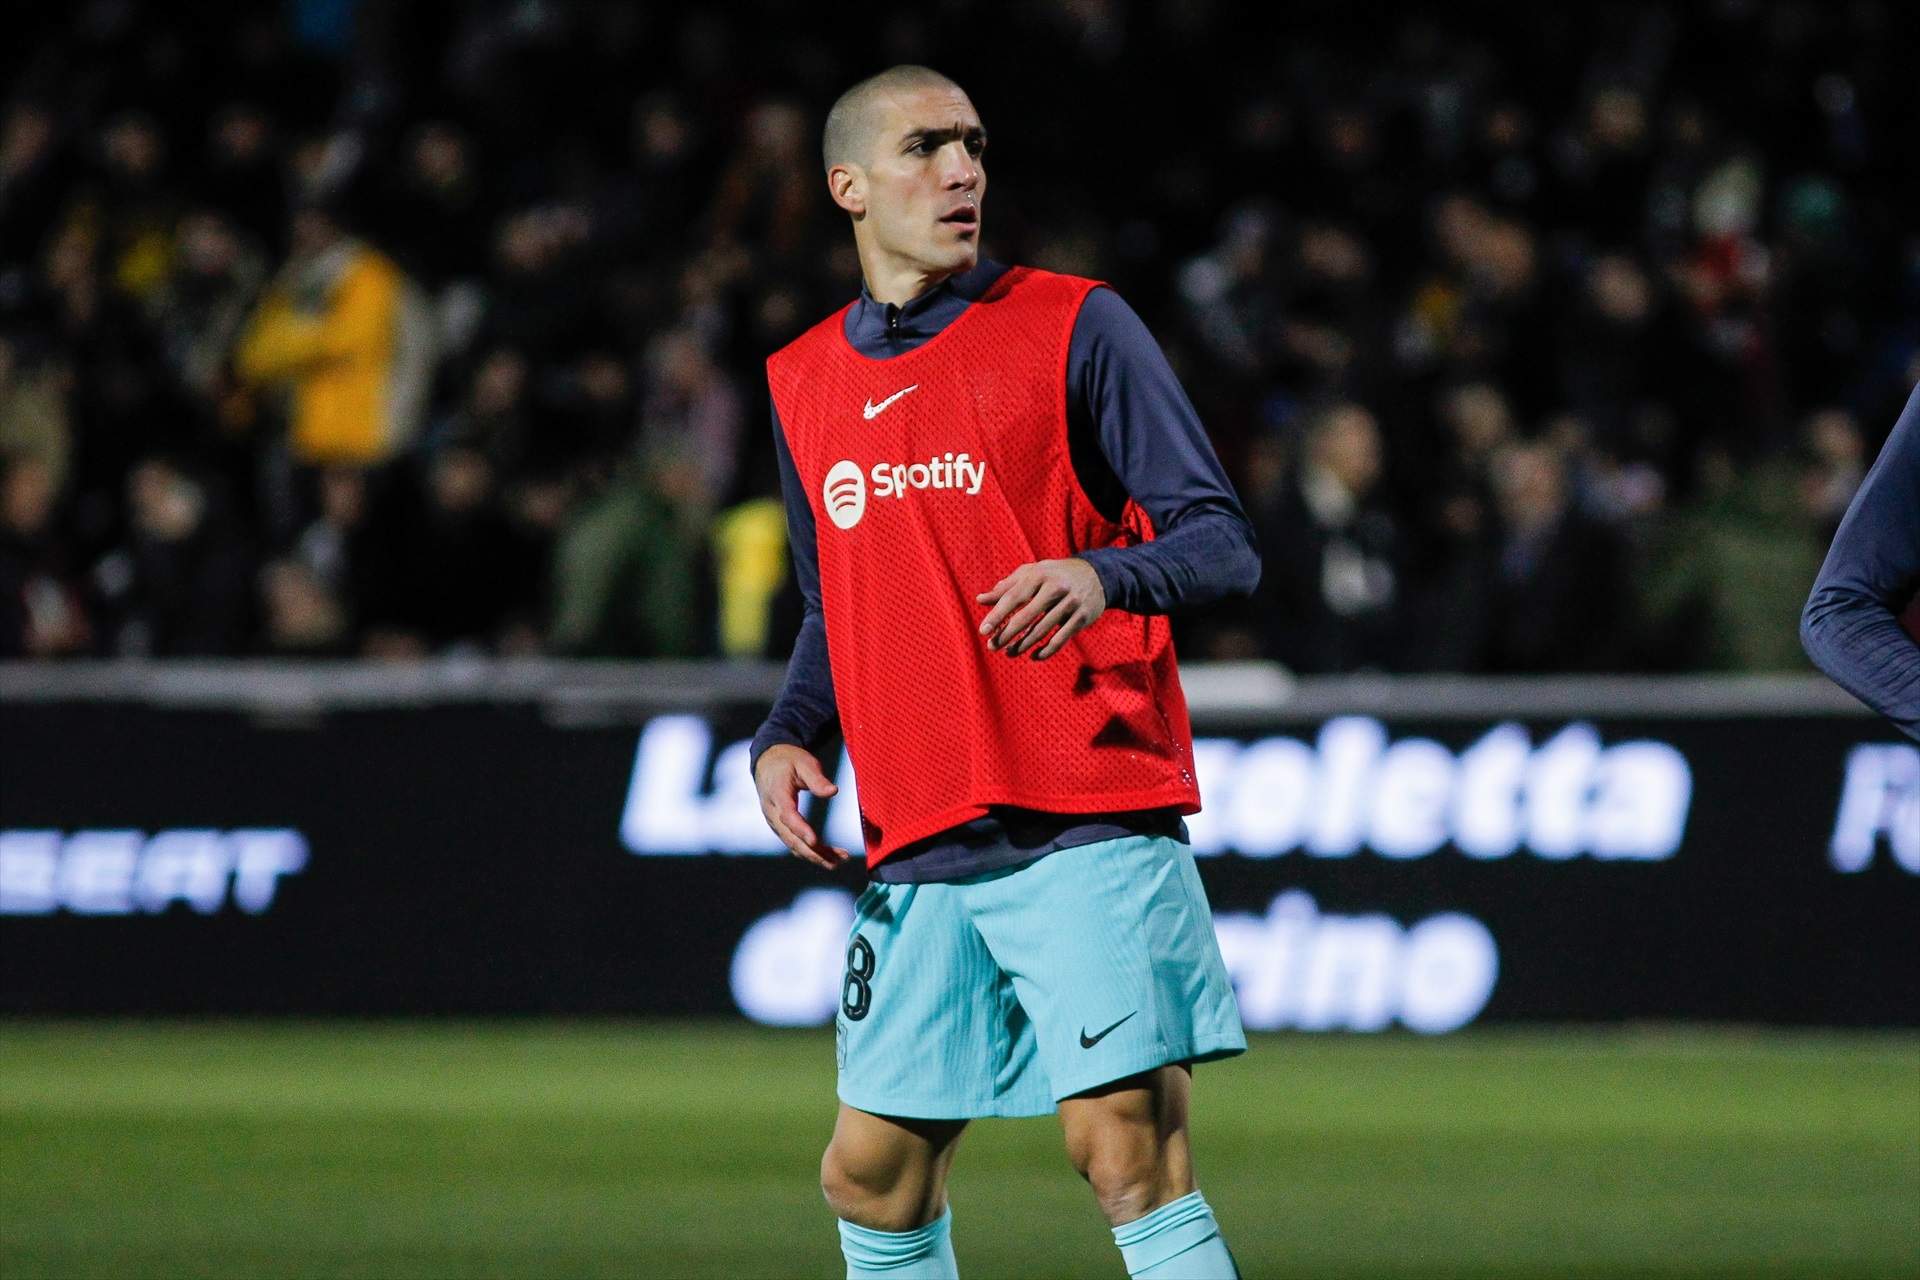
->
[750,258,1261,881]
[1802,382,1920,741]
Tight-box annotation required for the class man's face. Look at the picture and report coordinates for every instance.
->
[847,85,986,277]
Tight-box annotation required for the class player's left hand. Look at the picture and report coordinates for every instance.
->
[976,557,1105,660]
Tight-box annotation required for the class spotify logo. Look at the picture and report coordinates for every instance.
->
[823,460,867,529]
[821,453,989,532]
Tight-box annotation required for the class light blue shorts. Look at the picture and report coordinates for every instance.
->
[834,834,1246,1120]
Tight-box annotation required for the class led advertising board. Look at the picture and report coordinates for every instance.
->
[2,696,1912,1026]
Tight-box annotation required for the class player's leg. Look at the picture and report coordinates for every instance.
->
[1057,1064,1192,1221]
[822,1105,965,1276]
[960,834,1246,1278]
[827,878,1053,1277]
[1059,1065,1239,1278]
[822,1105,965,1227]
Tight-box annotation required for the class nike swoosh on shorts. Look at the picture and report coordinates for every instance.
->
[1079,1011,1138,1048]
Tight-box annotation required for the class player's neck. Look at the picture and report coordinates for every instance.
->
[860,255,962,308]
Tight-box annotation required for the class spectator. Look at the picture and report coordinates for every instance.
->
[1554,87,1654,250]
[1250,403,1401,672]
[147,208,265,401]
[706,101,820,260]
[236,201,435,469]
[479,205,597,361]
[199,104,285,255]
[380,122,489,294]
[0,453,90,657]
[360,439,540,657]
[90,457,253,656]
[1559,254,1671,457]
[548,441,714,658]
[89,114,177,306]
[1399,382,1514,671]
[1176,203,1281,383]
[1483,441,1633,673]
[291,465,378,635]
[431,346,532,468]
[0,102,71,271]
[0,4,1910,670]
[1800,407,1866,537]
[639,328,744,509]
[0,336,70,489]
[41,216,194,559]
[258,558,347,655]
[1641,448,1830,672]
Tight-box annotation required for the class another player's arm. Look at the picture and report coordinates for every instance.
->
[976,286,1261,658]
[1801,384,1920,741]
[751,406,853,868]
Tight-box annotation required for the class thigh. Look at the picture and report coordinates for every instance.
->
[961,835,1247,1103]
[836,879,1054,1120]
[1057,1062,1191,1159]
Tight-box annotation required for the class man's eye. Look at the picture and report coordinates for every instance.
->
[913,140,936,154]
[966,139,984,156]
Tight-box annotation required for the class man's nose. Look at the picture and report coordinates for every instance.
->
[940,143,979,190]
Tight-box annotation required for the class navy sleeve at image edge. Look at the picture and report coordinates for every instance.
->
[1801,382,1920,741]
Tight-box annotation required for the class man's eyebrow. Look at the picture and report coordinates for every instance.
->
[900,124,988,149]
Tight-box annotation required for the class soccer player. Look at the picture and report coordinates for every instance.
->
[1802,383,1920,741]
[749,66,1259,1279]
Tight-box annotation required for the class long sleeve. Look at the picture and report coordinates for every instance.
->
[1801,382,1920,740]
[749,401,840,774]
[1066,287,1262,614]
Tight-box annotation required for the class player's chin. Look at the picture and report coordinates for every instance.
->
[936,230,980,267]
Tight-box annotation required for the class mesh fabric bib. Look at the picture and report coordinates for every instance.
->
[767,266,1201,864]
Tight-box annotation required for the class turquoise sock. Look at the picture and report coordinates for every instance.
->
[1112,1191,1239,1278]
[837,1205,959,1278]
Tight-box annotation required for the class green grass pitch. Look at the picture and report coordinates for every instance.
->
[1,1022,1914,1278]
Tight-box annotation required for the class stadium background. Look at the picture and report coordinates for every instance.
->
[1,2,1916,1278]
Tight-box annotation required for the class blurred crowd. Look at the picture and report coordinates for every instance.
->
[1,0,1914,670]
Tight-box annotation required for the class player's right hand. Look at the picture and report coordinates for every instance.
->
[754,744,851,871]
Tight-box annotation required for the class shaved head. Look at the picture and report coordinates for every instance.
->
[821,65,985,303]
[822,65,964,171]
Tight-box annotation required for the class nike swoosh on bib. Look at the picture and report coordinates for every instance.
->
[1079,1011,1138,1048]
[862,384,920,419]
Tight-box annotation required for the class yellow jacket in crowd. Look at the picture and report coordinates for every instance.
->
[237,241,433,465]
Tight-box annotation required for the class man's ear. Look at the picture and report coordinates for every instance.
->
[828,163,865,217]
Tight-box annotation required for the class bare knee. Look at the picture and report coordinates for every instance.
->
[821,1140,894,1224]
[1068,1126,1169,1223]
[1060,1069,1195,1226]
[819,1112,962,1231]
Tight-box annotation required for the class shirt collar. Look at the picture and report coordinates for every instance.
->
[854,258,1005,327]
